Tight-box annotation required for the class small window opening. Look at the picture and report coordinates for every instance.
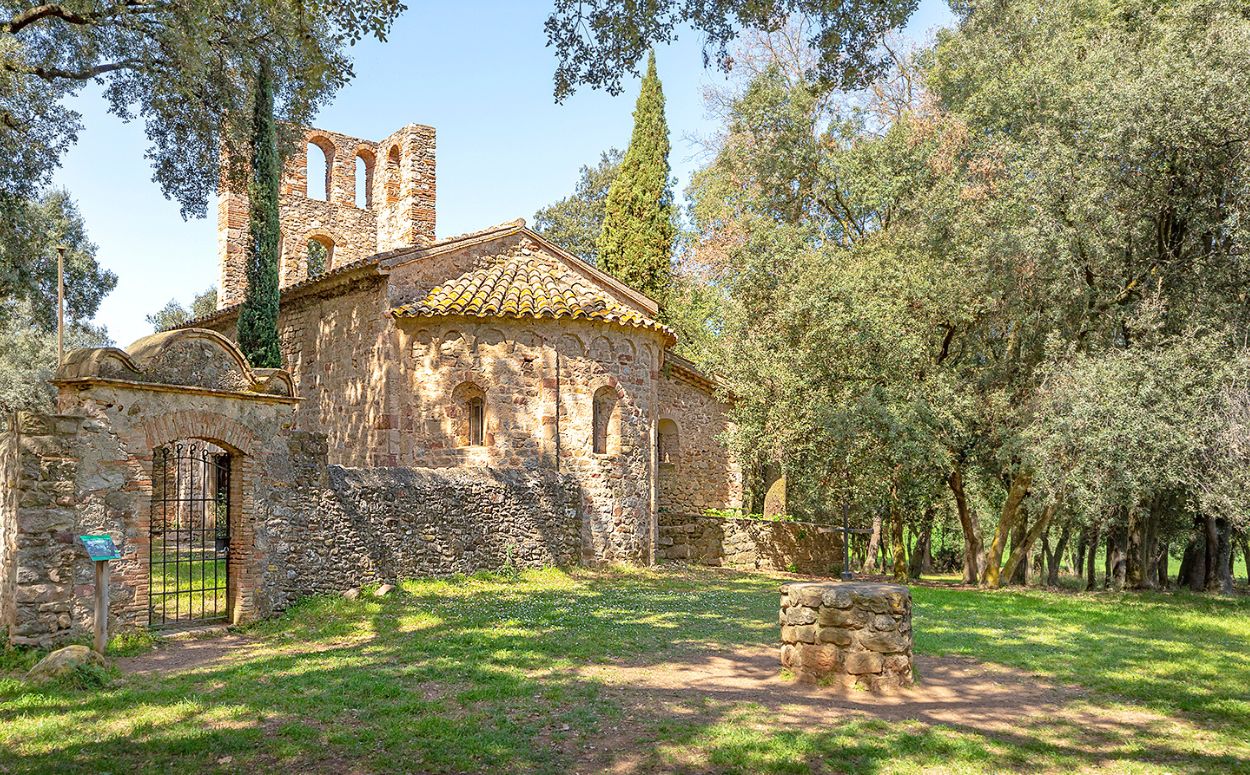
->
[467,396,485,447]
[386,145,401,204]
[306,236,332,278]
[658,418,679,465]
[355,151,374,209]
[306,141,332,200]
[593,386,618,455]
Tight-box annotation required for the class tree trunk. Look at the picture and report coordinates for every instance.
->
[982,471,1031,587]
[1047,524,1071,587]
[862,508,884,575]
[1126,507,1146,590]
[997,501,1057,588]
[889,473,907,582]
[947,468,981,585]
[1009,513,1029,586]
[1240,534,1250,586]
[1103,523,1114,589]
[1179,521,1206,591]
[1040,528,1053,584]
[1203,514,1221,592]
[909,507,933,579]
[1085,521,1101,591]
[1156,541,1169,589]
[1075,526,1088,579]
[1215,518,1234,594]
[1112,521,1127,590]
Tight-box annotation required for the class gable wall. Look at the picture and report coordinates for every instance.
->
[657,374,744,517]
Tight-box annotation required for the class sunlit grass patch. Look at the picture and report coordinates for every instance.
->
[0,566,1246,773]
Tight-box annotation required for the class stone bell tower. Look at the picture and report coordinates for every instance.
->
[217,123,436,309]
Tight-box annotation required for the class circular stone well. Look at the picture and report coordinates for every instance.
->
[779,581,913,689]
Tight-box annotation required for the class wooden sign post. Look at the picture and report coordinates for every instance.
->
[78,535,121,654]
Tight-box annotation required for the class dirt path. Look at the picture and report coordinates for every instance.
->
[117,634,1201,773]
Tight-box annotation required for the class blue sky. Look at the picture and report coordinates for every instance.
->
[55,1,953,346]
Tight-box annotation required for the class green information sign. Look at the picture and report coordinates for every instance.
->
[78,534,121,562]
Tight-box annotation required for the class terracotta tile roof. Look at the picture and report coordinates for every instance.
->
[391,246,675,344]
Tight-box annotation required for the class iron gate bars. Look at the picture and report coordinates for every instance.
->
[149,441,230,628]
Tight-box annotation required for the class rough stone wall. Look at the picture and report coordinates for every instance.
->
[266,439,581,607]
[657,373,743,516]
[2,406,580,647]
[375,124,437,251]
[218,124,436,308]
[657,513,843,575]
[393,316,663,564]
[202,276,397,468]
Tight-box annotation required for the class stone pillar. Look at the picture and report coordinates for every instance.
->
[779,581,913,690]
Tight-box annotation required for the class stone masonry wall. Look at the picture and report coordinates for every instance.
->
[657,373,743,516]
[265,437,581,607]
[0,419,17,633]
[218,124,436,308]
[393,316,663,565]
[203,276,397,469]
[657,513,843,575]
[1,412,581,646]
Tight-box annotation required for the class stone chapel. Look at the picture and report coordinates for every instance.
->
[182,123,744,564]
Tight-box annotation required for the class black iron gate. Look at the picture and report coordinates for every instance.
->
[149,441,230,627]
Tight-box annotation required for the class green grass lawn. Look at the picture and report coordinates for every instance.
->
[1,567,1247,774]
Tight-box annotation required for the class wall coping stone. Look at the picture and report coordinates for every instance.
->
[52,377,301,405]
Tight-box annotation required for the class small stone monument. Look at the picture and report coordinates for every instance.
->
[763,474,787,518]
[779,581,913,690]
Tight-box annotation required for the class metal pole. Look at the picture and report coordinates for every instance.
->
[56,245,66,365]
[93,560,109,653]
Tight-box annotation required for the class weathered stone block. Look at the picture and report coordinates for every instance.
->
[817,627,852,646]
[843,651,884,675]
[858,630,909,654]
[784,606,817,625]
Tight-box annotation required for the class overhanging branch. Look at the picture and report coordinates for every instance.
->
[3,58,140,80]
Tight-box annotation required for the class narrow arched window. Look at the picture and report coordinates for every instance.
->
[355,150,374,209]
[306,236,333,278]
[451,382,487,448]
[306,140,332,200]
[658,418,679,465]
[592,386,618,455]
[385,145,401,204]
[467,396,485,447]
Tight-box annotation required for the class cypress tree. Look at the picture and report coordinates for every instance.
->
[597,51,676,303]
[236,56,283,368]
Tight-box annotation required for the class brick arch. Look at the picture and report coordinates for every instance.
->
[587,374,624,399]
[353,146,376,209]
[303,229,338,273]
[138,409,265,458]
[306,133,337,201]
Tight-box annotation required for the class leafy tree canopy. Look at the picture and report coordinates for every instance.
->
[1,0,406,219]
[533,148,621,264]
[146,286,217,332]
[545,0,918,100]
[597,52,676,303]
[0,188,115,331]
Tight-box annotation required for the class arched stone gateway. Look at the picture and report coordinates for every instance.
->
[2,328,584,648]
[0,329,303,641]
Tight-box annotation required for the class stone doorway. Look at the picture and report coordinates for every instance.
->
[148,440,233,628]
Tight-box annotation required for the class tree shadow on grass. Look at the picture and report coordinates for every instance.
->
[2,568,1246,774]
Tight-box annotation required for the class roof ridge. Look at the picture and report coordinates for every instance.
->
[390,245,676,346]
